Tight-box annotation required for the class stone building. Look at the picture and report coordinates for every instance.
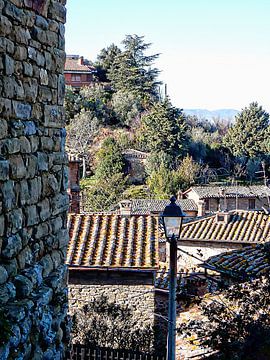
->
[177,210,270,272]
[67,155,80,213]
[67,213,166,349]
[111,199,198,219]
[184,185,270,215]
[0,1,69,358]
[64,54,95,89]
[122,148,149,184]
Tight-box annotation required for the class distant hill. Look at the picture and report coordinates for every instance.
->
[184,109,239,121]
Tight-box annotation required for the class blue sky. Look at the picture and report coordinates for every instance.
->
[65,0,270,112]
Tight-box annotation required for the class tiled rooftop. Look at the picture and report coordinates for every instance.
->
[67,213,159,268]
[111,199,198,215]
[184,185,270,199]
[202,244,270,279]
[65,57,95,73]
[180,210,270,243]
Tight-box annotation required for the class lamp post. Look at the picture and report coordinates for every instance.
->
[161,196,185,360]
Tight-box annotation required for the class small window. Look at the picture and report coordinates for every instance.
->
[248,199,255,209]
[205,199,210,211]
[71,74,81,82]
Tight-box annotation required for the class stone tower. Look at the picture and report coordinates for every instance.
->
[0,0,69,358]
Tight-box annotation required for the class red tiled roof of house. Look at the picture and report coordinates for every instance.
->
[64,57,95,73]
[181,210,270,243]
[67,213,160,268]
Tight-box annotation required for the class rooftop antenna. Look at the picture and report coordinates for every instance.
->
[255,161,270,208]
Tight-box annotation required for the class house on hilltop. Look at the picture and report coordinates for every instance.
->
[64,55,96,89]
[183,185,270,215]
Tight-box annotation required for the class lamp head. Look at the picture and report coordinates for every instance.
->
[161,196,186,240]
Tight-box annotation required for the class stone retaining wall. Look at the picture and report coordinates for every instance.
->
[69,283,156,328]
[0,1,68,358]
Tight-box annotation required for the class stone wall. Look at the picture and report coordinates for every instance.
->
[0,1,68,358]
[178,242,243,271]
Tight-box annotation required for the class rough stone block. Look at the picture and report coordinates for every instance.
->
[4,53,14,75]
[14,275,33,298]
[13,101,32,120]
[0,160,9,180]
[1,180,16,210]
[25,204,39,226]
[24,120,36,135]
[9,154,27,179]
[37,198,50,221]
[0,119,8,139]
[2,234,22,259]
[0,265,8,284]
[7,208,23,233]
[44,105,65,128]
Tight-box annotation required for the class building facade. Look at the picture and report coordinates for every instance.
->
[184,185,270,215]
[64,55,95,89]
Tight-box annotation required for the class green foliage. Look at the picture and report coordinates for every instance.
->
[95,44,122,83]
[174,155,201,190]
[108,34,161,100]
[95,137,125,180]
[223,102,270,158]
[64,86,83,121]
[139,98,188,163]
[83,137,127,210]
[72,295,155,353]
[178,277,270,360]
[123,185,150,199]
[83,173,127,211]
[145,150,174,175]
[112,90,144,127]
[147,163,177,199]
[79,85,114,125]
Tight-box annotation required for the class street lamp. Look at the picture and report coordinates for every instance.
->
[161,196,185,360]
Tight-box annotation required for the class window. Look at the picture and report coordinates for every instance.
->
[71,74,81,82]
[248,198,255,209]
[205,199,210,211]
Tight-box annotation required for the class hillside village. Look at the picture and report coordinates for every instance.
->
[0,2,270,360]
[64,43,270,359]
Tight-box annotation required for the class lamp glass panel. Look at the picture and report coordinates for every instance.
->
[163,217,182,239]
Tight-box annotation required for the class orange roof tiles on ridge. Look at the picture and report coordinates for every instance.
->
[67,213,160,268]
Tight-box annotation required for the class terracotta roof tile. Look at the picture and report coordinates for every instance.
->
[184,185,270,199]
[67,213,159,268]
[180,210,270,243]
[110,199,198,215]
[203,244,270,278]
[65,57,95,73]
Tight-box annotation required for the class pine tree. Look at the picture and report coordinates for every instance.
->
[139,98,188,163]
[223,102,269,158]
[108,34,161,100]
[95,44,121,83]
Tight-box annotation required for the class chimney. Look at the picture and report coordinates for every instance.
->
[119,200,132,216]
[78,56,84,65]
[68,156,81,213]
[197,200,205,217]
[215,212,231,224]
[177,190,183,200]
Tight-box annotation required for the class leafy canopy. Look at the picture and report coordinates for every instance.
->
[223,102,270,158]
[139,98,188,162]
